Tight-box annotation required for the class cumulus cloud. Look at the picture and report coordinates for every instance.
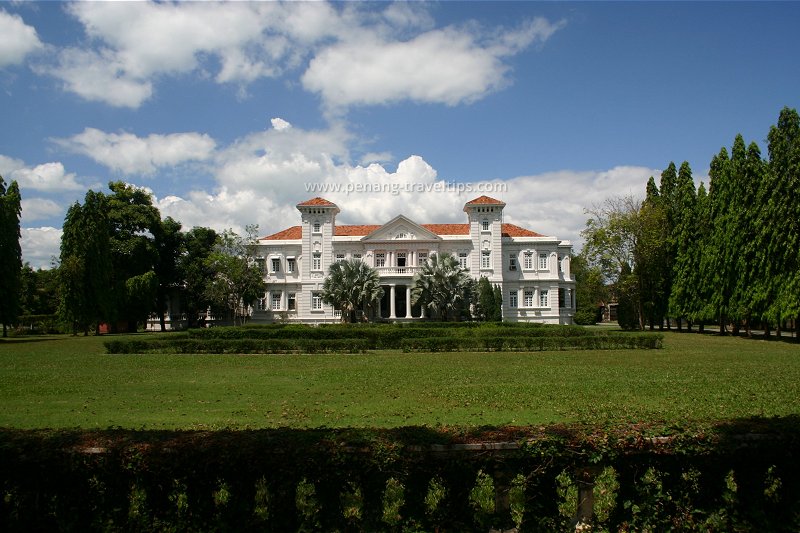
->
[20,227,62,270]
[55,128,216,176]
[214,121,349,203]
[0,9,43,68]
[0,157,85,192]
[43,48,154,108]
[271,118,292,131]
[38,1,562,110]
[302,18,564,110]
[501,166,658,244]
[21,198,63,224]
[40,1,303,107]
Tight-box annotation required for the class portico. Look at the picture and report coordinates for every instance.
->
[379,283,424,319]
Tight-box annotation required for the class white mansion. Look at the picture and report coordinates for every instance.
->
[252,196,575,324]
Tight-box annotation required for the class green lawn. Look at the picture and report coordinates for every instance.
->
[1,332,799,430]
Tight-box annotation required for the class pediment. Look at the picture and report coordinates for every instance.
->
[361,214,441,242]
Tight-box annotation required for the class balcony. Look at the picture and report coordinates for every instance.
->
[376,266,421,276]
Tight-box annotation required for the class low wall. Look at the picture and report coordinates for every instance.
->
[2,419,798,531]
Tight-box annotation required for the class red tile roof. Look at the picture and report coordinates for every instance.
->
[335,224,381,236]
[501,223,544,237]
[422,223,469,235]
[296,197,337,207]
[262,222,544,240]
[464,195,506,206]
[261,226,302,240]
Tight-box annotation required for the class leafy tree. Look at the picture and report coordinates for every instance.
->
[657,163,679,327]
[179,226,218,327]
[616,263,639,330]
[125,271,158,328]
[19,263,59,316]
[725,138,767,335]
[760,107,800,332]
[58,192,113,335]
[492,284,503,322]
[703,147,738,333]
[637,177,669,329]
[475,276,502,322]
[106,182,161,332]
[668,162,701,330]
[205,229,266,326]
[322,258,384,323]
[582,196,646,329]
[411,252,471,321]
[153,217,184,330]
[571,253,607,325]
[689,183,713,331]
[0,176,22,337]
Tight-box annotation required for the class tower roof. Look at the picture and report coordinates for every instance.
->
[296,197,338,208]
[463,195,506,210]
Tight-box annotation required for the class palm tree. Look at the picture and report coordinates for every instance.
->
[322,258,384,323]
[411,252,471,321]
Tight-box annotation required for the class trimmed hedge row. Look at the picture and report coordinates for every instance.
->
[400,334,663,352]
[105,337,370,354]
[105,332,662,354]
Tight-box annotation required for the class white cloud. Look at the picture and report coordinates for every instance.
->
[360,152,393,165]
[302,18,564,110]
[0,154,25,176]
[501,166,658,245]
[55,128,216,175]
[20,227,62,270]
[0,10,43,68]
[271,118,292,131]
[44,48,153,108]
[21,198,62,223]
[1,158,85,192]
[39,2,563,111]
[214,122,349,204]
[43,2,296,107]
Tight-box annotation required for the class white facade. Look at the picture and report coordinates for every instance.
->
[253,196,576,324]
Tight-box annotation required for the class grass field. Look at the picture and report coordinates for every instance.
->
[1,331,799,430]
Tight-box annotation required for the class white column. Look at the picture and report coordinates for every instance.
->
[405,286,412,318]
[389,284,396,319]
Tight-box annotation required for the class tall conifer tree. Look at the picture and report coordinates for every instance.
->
[59,192,113,335]
[762,107,800,330]
[668,162,699,329]
[704,147,735,333]
[0,176,23,337]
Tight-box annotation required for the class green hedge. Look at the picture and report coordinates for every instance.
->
[106,337,370,354]
[106,332,662,354]
[400,334,662,352]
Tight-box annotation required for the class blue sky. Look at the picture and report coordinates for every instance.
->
[2,1,798,269]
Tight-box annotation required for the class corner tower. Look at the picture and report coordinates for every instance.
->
[297,197,340,278]
[463,195,505,279]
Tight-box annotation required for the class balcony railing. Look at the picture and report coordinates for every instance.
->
[376,266,421,276]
